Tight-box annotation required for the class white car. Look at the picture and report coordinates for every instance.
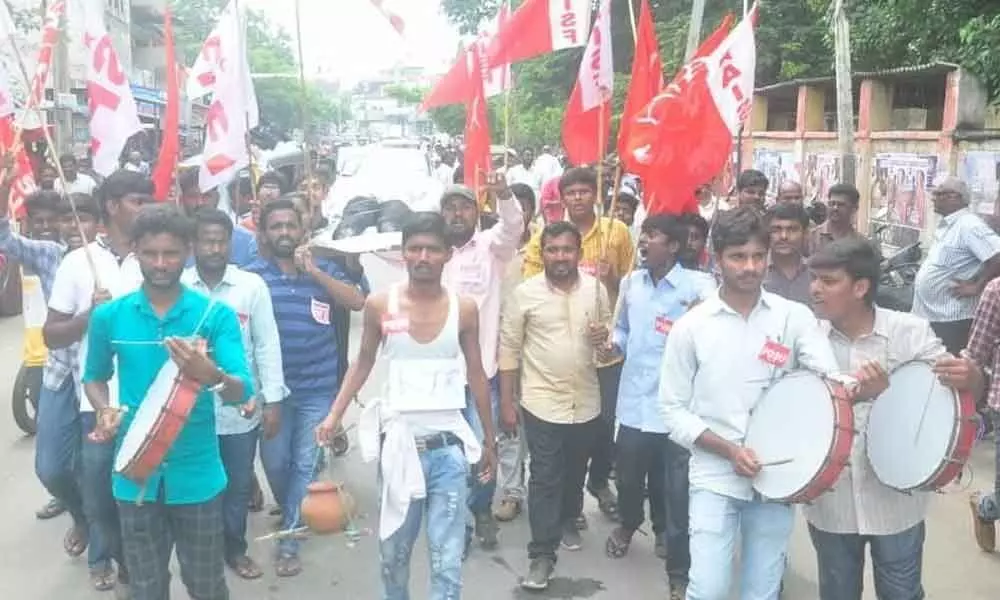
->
[324,146,443,219]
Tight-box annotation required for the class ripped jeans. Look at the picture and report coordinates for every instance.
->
[380,443,468,600]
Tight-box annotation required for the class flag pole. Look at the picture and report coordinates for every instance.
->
[294,0,313,185]
[595,101,608,316]
[626,0,638,42]
[2,0,98,284]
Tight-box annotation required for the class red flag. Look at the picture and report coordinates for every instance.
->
[562,0,613,167]
[420,45,470,112]
[485,0,591,68]
[153,8,179,201]
[621,9,755,215]
[617,0,662,165]
[463,45,491,197]
[369,0,405,36]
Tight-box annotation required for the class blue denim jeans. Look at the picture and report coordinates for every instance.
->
[79,412,121,570]
[380,444,468,600]
[687,488,794,600]
[260,395,328,556]
[35,377,84,524]
[462,376,499,515]
[808,522,926,600]
[219,427,260,561]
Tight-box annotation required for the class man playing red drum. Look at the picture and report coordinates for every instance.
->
[807,237,982,600]
[83,205,253,600]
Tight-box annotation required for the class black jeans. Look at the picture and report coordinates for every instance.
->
[615,425,667,534]
[930,319,972,356]
[523,409,600,561]
[588,362,623,491]
[663,437,691,585]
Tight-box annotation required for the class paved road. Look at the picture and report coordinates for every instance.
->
[0,257,998,598]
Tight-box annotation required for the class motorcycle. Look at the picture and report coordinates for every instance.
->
[875,230,922,312]
[12,363,41,435]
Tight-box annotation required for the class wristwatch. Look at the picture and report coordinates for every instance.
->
[207,372,227,393]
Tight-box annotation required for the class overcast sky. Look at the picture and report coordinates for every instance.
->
[243,0,462,83]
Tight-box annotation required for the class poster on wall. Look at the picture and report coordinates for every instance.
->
[752,148,798,201]
[960,151,1000,216]
[870,153,939,248]
[802,152,841,205]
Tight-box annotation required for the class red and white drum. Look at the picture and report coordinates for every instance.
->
[114,346,202,484]
[745,371,855,503]
[866,361,977,492]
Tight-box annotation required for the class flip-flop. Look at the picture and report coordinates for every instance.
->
[228,555,263,580]
[89,564,116,591]
[275,554,302,578]
[64,525,89,557]
[604,527,632,559]
[36,498,66,520]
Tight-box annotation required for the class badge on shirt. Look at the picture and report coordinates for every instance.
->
[758,339,791,368]
[654,315,673,335]
[381,314,410,334]
[236,312,250,333]
[310,298,331,325]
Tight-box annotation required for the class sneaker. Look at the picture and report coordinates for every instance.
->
[669,582,687,600]
[521,557,555,591]
[969,492,996,552]
[474,511,499,550]
[561,522,583,551]
[493,497,522,522]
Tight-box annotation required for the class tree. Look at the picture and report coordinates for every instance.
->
[170,0,340,135]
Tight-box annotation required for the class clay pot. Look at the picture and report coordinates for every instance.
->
[301,481,354,534]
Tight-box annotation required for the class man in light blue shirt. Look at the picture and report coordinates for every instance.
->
[658,207,839,600]
[598,214,714,598]
[181,209,287,580]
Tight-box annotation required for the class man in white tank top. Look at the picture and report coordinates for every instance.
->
[317,212,497,600]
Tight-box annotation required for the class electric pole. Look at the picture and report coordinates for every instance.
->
[832,0,856,183]
[47,0,72,154]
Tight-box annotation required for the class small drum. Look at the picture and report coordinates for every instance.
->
[114,348,202,483]
[745,371,855,503]
[867,361,977,492]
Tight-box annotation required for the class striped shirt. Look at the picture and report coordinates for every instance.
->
[805,307,946,535]
[912,208,1000,322]
[966,278,1000,411]
[247,258,369,399]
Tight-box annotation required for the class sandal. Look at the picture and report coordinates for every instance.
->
[64,524,89,557]
[275,553,302,578]
[605,527,633,559]
[36,498,66,520]
[228,555,263,580]
[589,486,621,521]
[89,563,116,592]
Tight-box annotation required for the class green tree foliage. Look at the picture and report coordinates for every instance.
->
[169,0,343,134]
[436,0,1000,148]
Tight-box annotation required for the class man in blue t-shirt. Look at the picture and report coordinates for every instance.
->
[246,198,369,577]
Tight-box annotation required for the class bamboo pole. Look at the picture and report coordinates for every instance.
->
[293,0,313,185]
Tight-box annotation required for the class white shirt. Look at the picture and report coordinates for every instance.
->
[658,290,839,500]
[505,164,542,194]
[48,237,143,412]
[181,265,288,435]
[805,307,947,535]
[532,153,563,184]
[699,197,731,222]
[54,173,98,196]
[434,163,455,186]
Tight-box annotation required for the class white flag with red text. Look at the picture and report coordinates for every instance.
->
[562,0,613,166]
[486,0,591,68]
[0,60,14,119]
[480,2,512,98]
[84,7,142,176]
[198,2,259,192]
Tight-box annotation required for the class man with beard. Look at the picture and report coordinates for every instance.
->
[439,177,523,552]
[316,212,496,600]
[177,169,259,267]
[246,199,368,577]
[764,202,813,307]
[808,183,862,256]
[53,154,98,196]
[44,169,153,591]
[84,204,252,600]
[181,209,286,580]
[506,148,542,196]
[523,167,635,526]
[659,207,839,599]
[0,185,98,527]
[501,221,611,590]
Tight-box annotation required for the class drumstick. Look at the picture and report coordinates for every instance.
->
[913,377,938,445]
[759,458,794,467]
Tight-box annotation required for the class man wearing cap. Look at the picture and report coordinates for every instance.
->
[439,177,524,553]
[912,176,1000,354]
